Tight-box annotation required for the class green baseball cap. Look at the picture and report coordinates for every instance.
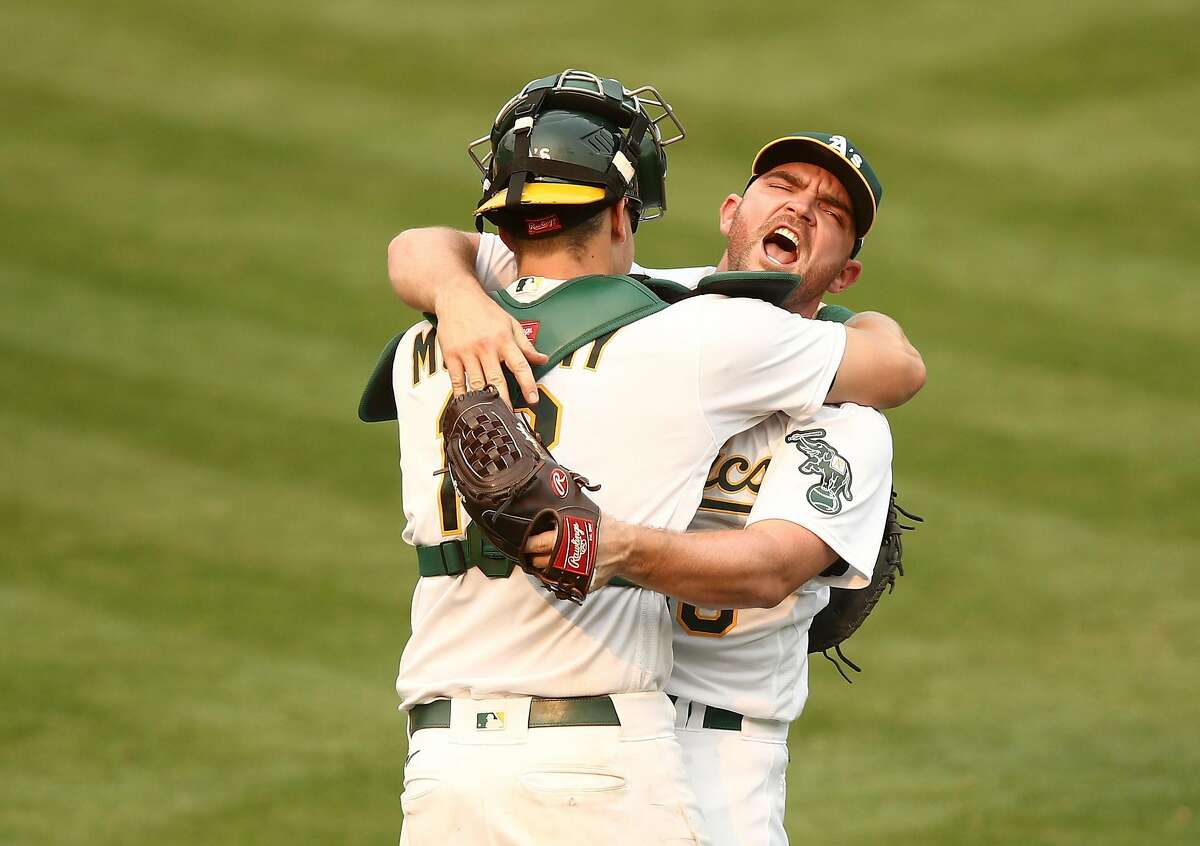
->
[749,131,882,254]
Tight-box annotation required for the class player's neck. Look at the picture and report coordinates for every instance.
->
[516,248,626,281]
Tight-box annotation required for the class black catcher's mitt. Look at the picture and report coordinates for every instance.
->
[808,488,922,681]
[439,386,602,605]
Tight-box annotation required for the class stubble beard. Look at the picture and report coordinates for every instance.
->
[725,206,846,312]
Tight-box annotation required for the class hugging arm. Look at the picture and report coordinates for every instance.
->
[829,311,926,409]
[526,518,839,609]
[387,227,546,405]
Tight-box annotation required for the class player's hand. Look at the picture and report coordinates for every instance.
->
[434,283,548,408]
[524,517,623,592]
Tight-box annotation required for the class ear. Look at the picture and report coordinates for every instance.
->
[827,259,862,294]
[498,227,516,252]
[718,194,742,238]
[611,199,630,242]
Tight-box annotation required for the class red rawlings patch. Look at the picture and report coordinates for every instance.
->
[550,467,569,498]
[552,515,596,577]
[526,214,562,236]
[520,320,540,344]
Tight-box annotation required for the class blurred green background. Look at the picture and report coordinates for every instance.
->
[3,1,1197,843]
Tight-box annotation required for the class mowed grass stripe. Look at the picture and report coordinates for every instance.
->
[2,585,400,845]
[0,264,388,429]
[0,409,411,601]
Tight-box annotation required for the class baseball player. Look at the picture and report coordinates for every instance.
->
[369,71,921,845]
[390,129,905,845]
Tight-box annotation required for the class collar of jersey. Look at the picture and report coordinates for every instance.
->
[509,275,569,303]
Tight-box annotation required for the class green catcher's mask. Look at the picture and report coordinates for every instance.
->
[469,69,685,235]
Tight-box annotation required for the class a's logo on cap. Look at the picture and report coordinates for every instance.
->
[526,214,562,236]
[827,134,864,169]
[550,467,569,498]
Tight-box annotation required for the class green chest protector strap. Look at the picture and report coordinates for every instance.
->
[358,270,802,584]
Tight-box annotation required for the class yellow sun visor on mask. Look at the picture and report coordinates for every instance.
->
[475,182,608,214]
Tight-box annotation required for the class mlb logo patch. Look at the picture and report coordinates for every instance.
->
[476,711,505,731]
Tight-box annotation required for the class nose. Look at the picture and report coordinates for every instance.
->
[783,192,817,227]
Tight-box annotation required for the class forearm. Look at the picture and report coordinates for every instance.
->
[831,311,927,408]
[387,227,482,313]
[604,518,837,609]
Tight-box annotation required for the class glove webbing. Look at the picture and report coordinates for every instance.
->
[820,501,923,684]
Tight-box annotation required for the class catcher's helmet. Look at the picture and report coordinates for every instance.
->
[469,69,685,234]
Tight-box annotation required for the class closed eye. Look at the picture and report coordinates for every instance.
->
[821,205,847,226]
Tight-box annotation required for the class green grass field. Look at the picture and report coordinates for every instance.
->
[3,1,1198,843]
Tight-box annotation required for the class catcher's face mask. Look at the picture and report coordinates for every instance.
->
[468,69,685,233]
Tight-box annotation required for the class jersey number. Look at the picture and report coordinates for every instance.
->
[437,386,563,534]
[677,603,737,637]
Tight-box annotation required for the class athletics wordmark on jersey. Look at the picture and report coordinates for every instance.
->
[784,428,853,515]
[699,452,771,515]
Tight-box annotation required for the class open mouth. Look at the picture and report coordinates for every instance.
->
[762,226,800,266]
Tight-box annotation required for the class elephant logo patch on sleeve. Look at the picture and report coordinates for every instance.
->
[785,428,853,515]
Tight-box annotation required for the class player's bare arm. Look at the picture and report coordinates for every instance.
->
[831,311,926,408]
[525,517,838,609]
[388,226,546,406]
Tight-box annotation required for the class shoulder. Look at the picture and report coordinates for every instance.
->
[684,295,843,349]
[788,404,893,462]
[674,293,791,320]
[814,403,891,434]
[631,262,717,290]
[392,319,438,367]
[399,318,435,345]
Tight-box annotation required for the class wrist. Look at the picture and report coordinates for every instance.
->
[432,273,488,316]
[596,518,637,584]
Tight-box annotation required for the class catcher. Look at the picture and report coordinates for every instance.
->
[390,127,923,845]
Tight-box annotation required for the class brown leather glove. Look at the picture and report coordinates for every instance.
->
[808,488,922,680]
[440,386,602,604]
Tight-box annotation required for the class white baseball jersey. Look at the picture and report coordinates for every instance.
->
[477,233,893,719]
[393,276,847,710]
[668,405,893,722]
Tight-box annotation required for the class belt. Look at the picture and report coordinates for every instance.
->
[409,696,621,733]
[670,695,744,732]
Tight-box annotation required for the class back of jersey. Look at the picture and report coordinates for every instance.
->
[392,277,847,709]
